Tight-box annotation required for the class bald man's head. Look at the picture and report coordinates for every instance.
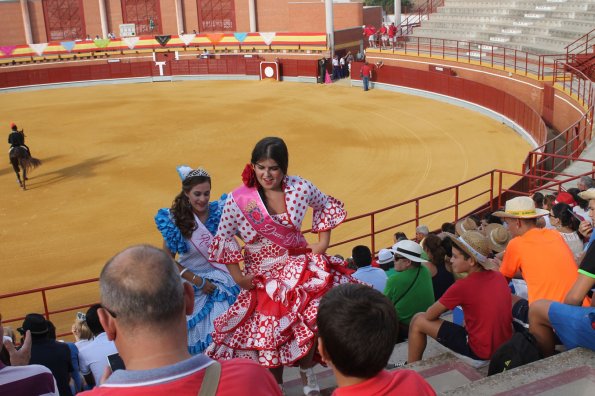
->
[100,245,184,329]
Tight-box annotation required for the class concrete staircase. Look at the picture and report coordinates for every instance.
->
[409,0,595,55]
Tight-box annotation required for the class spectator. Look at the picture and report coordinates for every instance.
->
[577,175,594,192]
[529,242,595,357]
[415,225,429,243]
[384,240,434,341]
[19,313,73,396]
[408,231,512,363]
[494,196,588,331]
[388,22,397,48]
[393,231,408,243]
[550,203,583,263]
[570,188,592,226]
[72,313,94,350]
[0,313,59,395]
[376,248,395,275]
[47,320,83,394]
[577,188,595,250]
[478,212,502,234]
[484,223,511,258]
[359,61,372,91]
[455,218,477,236]
[78,304,118,388]
[532,192,544,209]
[80,244,280,396]
[317,284,435,396]
[351,245,388,292]
[421,234,454,299]
[332,55,340,80]
[441,222,456,234]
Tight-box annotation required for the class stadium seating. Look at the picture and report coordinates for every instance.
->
[410,0,595,54]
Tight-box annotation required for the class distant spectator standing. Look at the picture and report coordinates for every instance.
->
[332,55,340,80]
[78,304,118,388]
[363,25,377,48]
[351,245,388,292]
[79,244,281,396]
[317,284,436,396]
[384,240,435,340]
[388,22,397,48]
[360,61,372,91]
[19,314,73,396]
[0,313,59,396]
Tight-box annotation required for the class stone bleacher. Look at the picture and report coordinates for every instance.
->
[410,0,595,55]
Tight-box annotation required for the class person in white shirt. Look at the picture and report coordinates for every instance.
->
[78,305,118,387]
[351,245,388,292]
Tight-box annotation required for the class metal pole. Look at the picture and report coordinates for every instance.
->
[20,0,33,44]
[325,0,334,55]
[98,0,109,38]
[175,0,184,34]
[248,0,257,32]
[395,0,401,26]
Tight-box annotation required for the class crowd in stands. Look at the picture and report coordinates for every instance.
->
[2,176,594,395]
[362,23,400,50]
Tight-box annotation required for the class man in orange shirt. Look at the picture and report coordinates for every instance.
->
[494,196,588,331]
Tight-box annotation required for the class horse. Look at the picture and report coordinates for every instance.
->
[9,146,41,190]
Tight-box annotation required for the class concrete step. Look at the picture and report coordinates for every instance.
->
[443,347,595,395]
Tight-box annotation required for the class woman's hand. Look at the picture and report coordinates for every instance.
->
[200,279,217,294]
[306,243,327,255]
[237,274,255,290]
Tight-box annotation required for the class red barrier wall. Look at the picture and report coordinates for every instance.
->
[352,62,546,146]
[0,57,316,88]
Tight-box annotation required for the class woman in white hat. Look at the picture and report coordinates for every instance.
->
[408,231,512,363]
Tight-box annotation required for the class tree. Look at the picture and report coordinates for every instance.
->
[364,0,413,14]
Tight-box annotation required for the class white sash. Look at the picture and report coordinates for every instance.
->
[190,213,229,273]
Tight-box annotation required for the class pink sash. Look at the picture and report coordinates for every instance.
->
[232,185,308,251]
[189,214,230,273]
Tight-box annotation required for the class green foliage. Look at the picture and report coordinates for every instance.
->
[364,0,413,13]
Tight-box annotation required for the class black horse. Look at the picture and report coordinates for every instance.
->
[9,146,41,190]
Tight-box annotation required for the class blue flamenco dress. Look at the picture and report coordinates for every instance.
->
[155,196,240,354]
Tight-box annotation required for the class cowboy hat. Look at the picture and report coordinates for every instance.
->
[455,217,477,236]
[391,240,428,263]
[493,196,549,219]
[485,223,511,253]
[446,231,492,268]
[578,188,595,201]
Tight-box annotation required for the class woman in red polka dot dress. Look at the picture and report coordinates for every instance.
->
[206,137,355,394]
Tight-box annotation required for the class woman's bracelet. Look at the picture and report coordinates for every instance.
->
[191,274,207,289]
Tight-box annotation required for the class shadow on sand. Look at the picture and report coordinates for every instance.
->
[23,155,120,190]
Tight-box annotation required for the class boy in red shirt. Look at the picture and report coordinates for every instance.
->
[317,284,435,396]
[408,231,513,362]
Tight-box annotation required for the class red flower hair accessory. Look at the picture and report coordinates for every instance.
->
[242,163,257,187]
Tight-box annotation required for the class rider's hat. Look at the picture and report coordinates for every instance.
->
[10,122,16,128]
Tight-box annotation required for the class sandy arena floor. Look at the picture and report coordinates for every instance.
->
[0,80,529,331]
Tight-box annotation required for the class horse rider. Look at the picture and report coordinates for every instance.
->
[8,122,31,155]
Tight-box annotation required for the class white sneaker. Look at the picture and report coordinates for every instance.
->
[300,367,320,396]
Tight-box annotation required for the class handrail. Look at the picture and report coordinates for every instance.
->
[565,28,595,56]
[396,0,445,36]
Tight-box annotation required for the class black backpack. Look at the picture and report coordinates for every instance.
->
[487,331,542,376]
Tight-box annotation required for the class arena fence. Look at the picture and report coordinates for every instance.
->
[2,158,594,338]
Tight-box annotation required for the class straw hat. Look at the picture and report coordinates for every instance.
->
[377,248,394,265]
[455,218,477,236]
[579,188,595,201]
[446,231,491,267]
[493,196,549,219]
[485,223,511,253]
[391,240,428,263]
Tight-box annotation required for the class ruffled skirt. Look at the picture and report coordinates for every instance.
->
[187,279,240,354]
[205,253,355,367]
